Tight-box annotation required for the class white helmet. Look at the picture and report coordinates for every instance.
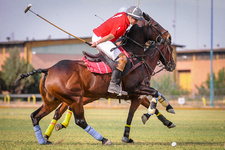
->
[126,6,143,21]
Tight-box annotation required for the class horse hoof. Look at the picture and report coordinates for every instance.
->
[167,123,176,129]
[167,109,175,114]
[102,138,113,145]
[55,123,63,131]
[122,137,134,143]
[141,113,151,124]
[166,105,175,114]
[104,140,113,145]
[43,135,49,141]
[46,141,53,145]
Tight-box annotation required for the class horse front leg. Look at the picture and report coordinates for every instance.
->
[140,96,175,128]
[157,92,175,114]
[70,96,112,145]
[133,85,176,128]
[122,96,142,143]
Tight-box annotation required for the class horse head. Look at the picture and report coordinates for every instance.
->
[144,44,176,73]
[156,44,176,72]
[138,12,172,46]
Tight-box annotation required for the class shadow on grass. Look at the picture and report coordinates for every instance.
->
[45,140,224,146]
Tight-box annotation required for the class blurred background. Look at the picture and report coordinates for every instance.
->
[0,0,225,108]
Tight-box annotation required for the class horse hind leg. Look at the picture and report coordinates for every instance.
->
[31,100,61,145]
[70,96,112,145]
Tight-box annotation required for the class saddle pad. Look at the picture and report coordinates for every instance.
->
[81,56,112,74]
[81,47,130,74]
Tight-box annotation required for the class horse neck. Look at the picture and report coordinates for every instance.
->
[122,26,145,55]
[144,47,161,73]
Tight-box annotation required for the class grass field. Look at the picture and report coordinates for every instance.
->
[0,108,225,150]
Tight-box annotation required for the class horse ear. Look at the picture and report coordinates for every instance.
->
[143,12,150,21]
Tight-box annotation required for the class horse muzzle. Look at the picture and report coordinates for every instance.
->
[165,62,176,72]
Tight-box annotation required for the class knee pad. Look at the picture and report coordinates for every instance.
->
[148,98,157,115]
[115,53,127,72]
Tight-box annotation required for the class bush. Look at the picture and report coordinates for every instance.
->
[196,67,225,96]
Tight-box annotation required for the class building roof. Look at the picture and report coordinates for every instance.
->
[177,48,225,54]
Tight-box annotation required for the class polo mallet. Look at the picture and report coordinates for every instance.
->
[24,4,91,46]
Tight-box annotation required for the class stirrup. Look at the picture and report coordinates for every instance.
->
[118,82,128,96]
[108,82,128,96]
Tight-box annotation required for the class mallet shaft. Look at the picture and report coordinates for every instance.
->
[24,4,91,46]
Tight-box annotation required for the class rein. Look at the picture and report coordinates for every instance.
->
[115,19,173,78]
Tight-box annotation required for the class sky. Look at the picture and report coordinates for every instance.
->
[0,0,225,50]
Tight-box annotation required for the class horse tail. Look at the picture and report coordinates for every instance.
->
[15,68,48,85]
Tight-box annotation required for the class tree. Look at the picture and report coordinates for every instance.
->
[196,68,225,96]
[0,48,41,93]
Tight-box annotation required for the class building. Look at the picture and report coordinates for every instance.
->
[176,48,225,96]
[0,38,93,70]
[1,39,225,97]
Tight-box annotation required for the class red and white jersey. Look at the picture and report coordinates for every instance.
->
[93,12,130,42]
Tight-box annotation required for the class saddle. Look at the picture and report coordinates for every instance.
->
[82,50,131,76]
[82,51,114,69]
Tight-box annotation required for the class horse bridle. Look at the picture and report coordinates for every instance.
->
[146,18,170,44]
[129,42,173,77]
[123,19,170,51]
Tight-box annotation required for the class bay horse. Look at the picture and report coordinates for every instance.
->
[43,91,176,142]
[16,13,175,145]
[42,12,176,142]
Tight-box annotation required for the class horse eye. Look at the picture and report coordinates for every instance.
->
[157,37,162,43]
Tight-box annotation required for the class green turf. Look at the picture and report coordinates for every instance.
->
[0,108,225,149]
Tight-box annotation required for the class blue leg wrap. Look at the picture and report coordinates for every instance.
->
[33,125,47,145]
[84,125,103,141]
[158,92,162,97]
[147,112,154,115]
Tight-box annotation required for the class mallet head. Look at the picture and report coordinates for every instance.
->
[24,4,32,13]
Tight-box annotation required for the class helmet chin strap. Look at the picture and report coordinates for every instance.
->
[128,15,132,25]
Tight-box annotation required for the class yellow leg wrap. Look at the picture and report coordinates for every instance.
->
[125,124,131,128]
[61,109,72,128]
[156,112,161,117]
[158,96,169,107]
[45,119,57,137]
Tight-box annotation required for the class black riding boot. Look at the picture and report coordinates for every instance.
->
[108,68,128,95]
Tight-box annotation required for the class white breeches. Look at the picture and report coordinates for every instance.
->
[92,33,121,60]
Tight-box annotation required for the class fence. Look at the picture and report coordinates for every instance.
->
[0,94,41,105]
[0,94,224,108]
